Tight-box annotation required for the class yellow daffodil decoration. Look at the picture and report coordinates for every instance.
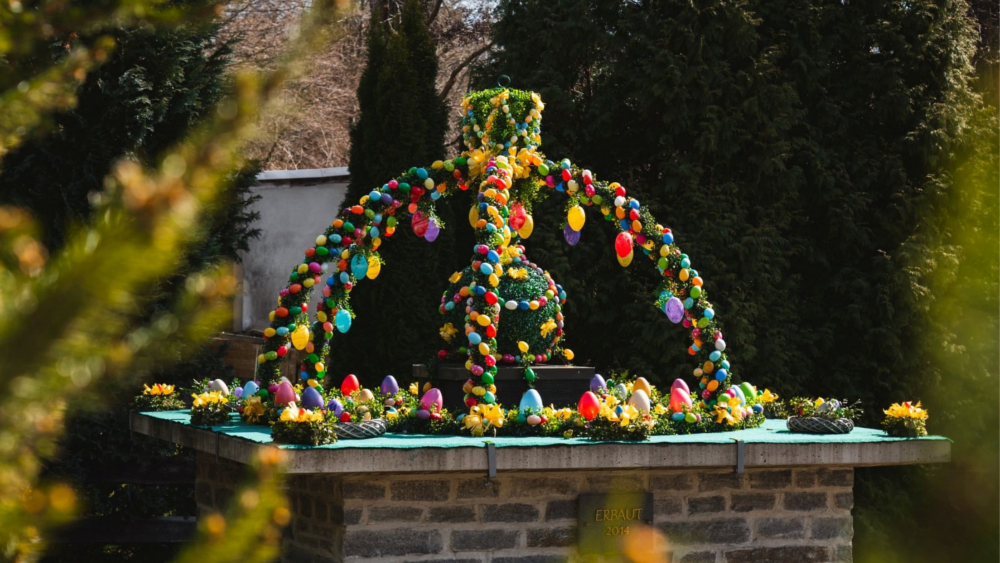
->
[143,383,174,396]
[189,391,230,426]
[882,401,929,438]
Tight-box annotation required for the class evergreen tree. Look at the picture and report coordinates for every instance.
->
[0,19,261,561]
[339,0,460,385]
[477,1,996,561]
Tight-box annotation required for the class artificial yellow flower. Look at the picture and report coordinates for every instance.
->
[192,391,227,408]
[449,271,463,284]
[409,383,419,395]
[464,414,484,436]
[439,323,458,342]
[713,404,736,425]
[144,383,174,396]
[386,410,399,420]
[884,401,928,420]
[482,404,505,428]
[540,319,557,338]
[814,398,825,407]
[562,429,574,438]
[654,403,668,415]
[241,396,265,424]
[507,267,528,280]
[759,389,779,403]
[280,405,323,423]
[619,405,639,427]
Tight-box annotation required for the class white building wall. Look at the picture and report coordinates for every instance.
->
[234,167,350,333]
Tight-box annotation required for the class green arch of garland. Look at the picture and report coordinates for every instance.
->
[256,88,734,410]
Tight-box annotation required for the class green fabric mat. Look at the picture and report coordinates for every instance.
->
[140,410,949,450]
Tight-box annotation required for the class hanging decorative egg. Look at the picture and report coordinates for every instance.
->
[578,391,601,421]
[412,211,430,237]
[366,259,381,279]
[567,205,586,231]
[519,389,544,412]
[628,389,651,413]
[335,309,352,333]
[381,375,399,396]
[517,214,534,239]
[341,374,360,395]
[425,219,441,242]
[509,202,527,230]
[350,254,368,279]
[563,224,581,246]
[614,232,633,257]
[617,250,633,267]
[291,325,310,351]
[301,386,324,409]
[664,297,685,323]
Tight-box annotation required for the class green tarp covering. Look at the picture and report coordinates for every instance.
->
[141,410,949,450]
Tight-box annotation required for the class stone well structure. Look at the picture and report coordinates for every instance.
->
[133,413,950,563]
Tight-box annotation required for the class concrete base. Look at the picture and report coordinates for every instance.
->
[413,363,596,410]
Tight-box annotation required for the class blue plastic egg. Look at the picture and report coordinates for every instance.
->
[519,389,544,412]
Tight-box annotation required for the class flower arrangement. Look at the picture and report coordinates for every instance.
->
[270,405,337,445]
[385,381,455,434]
[788,397,863,420]
[882,401,928,437]
[586,395,654,441]
[756,389,786,419]
[239,395,274,425]
[190,391,230,426]
[786,397,862,434]
[133,383,184,411]
[459,403,505,437]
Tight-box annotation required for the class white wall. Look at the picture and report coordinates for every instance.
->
[234,168,350,333]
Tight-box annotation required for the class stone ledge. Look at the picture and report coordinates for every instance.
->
[135,413,950,475]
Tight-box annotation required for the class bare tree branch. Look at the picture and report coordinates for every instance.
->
[426,0,444,26]
[440,41,491,99]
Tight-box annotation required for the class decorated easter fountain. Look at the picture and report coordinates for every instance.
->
[226,86,771,441]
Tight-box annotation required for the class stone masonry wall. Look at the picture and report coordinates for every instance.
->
[196,453,854,563]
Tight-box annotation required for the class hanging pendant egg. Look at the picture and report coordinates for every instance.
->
[615,232,633,257]
[350,254,369,279]
[567,205,586,231]
[412,211,430,237]
[665,297,685,323]
[366,259,381,279]
[424,219,441,242]
[335,309,352,333]
[617,250,633,267]
[291,325,310,351]
[563,224,581,246]
[517,214,534,239]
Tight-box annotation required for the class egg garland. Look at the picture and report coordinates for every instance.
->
[256,87,740,414]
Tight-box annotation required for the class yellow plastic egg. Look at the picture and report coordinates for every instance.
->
[518,341,529,353]
[477,315,492,327]
[291,325,310,350]
[567,205,586,231]
[518,215,534,239]
[366,260,381,279]
[478,342,490,355]
[563,349,575,361]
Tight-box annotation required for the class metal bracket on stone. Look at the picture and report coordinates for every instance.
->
[486,442,497,480]
[732,438,745,474]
